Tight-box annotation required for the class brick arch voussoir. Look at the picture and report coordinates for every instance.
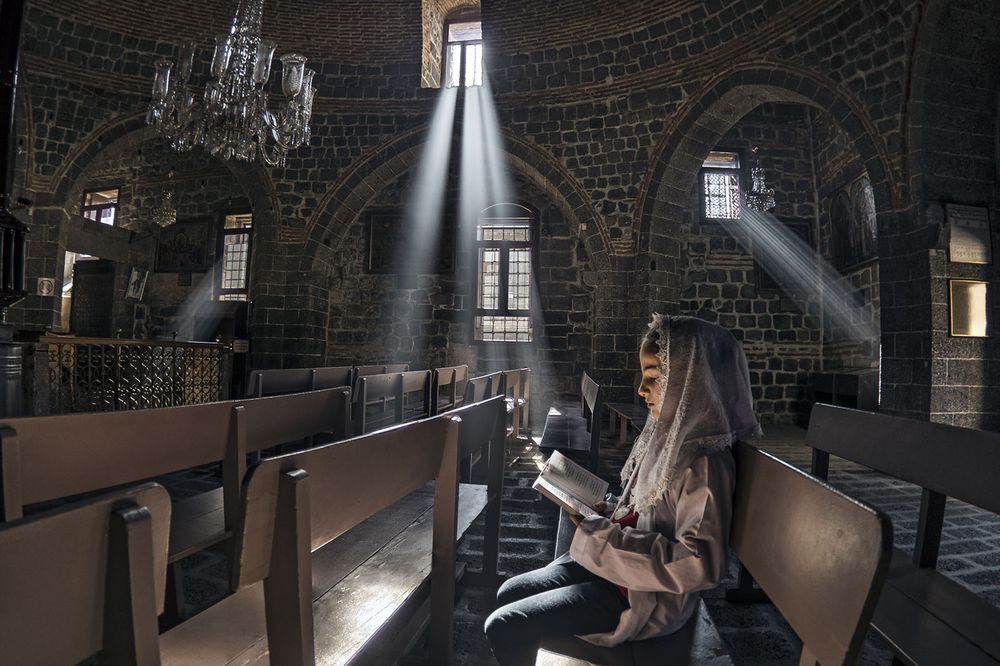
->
[305,125,613,275]
[304,127,428,276]
[635,62,903,251]
[501,132,611,273]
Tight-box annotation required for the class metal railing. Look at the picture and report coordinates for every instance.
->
[36,336,232,414]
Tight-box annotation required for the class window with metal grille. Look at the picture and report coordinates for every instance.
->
[217,212,252,301]
[701,151,742,220]
[474,204,534,342]
[81,187,119,226]
[444,19,482,88]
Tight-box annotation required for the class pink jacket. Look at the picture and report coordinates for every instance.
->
[568,447,736,646]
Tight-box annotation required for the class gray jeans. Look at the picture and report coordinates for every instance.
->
[484,559,628,666]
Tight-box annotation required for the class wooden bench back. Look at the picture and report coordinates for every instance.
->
[807,403,1000,514]
[232,416,461,664]
[731,442,892,666]
[0,388,351,519]
[0,483,170,666]
[581,371,604,470]
[355,363,409,377]
[431,364,469,414]
[464,371,503,404]
[246,366,353,398]
[401,369,433,420]
[501,367,531,433]
[449,395,506,581]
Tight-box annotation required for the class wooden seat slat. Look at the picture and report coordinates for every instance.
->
[885,552,1000,662]
[160,482,486,665]
[160,584,269,666]
[312,483,488,665]
[872,582,998,666]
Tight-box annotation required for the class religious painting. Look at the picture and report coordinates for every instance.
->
[366,209,455,275]
[125,267,149,300]
[155,218,212,272]
[754,218,814,294]
[830,173,878,272]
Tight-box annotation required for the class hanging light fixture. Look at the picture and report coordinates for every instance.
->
[146,0,316,167]
[745,146,775,212]
[152,191,178,228]
[150,166,178,228]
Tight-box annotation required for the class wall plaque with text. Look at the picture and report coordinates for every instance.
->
[947,203,992,264]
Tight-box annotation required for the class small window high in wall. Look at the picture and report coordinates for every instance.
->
[701,151,742,220]
[218,212,253,301]
[445,19,483,88]
[474,204,534,342]
[81,187,119,226]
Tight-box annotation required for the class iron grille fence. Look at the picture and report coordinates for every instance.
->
[36,337,232,414]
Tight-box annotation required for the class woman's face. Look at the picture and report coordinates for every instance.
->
[637,348,662,419]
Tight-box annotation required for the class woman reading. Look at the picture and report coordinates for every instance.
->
[485,314,761,664]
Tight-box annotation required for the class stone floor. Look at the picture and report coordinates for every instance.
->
[160,423,1000,665]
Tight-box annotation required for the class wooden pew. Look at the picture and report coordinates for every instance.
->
[431,364,469,415]
[159,413,493,665]
[540,442,892,665]
[245,365,353,398]
[539,371,604,472]
[355,363,409,377]
[0,387,351,618]
[805,404,1000,666]
[464,370,504,404]
[351,370,432,435]
[0,482,171,666]
[500,367,531,437]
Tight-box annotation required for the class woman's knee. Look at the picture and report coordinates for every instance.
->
[484,603,524,645]
[496,570,540,607]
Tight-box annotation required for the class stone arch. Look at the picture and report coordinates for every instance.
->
[634,60,902,310]
[304,124,611,275]
[52,114,277,231]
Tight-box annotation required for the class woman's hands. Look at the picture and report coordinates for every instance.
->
[568,500,608,527]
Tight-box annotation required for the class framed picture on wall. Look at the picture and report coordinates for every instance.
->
[949,279,989,337]
[155,218,213,272]
[125,267,149,300]
[366,209,455,274]
[830,172,878,272]
[754,218,814,294]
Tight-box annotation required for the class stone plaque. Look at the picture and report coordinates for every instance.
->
[947,203,992,264]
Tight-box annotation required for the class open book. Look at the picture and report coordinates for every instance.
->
[532,451,609,518]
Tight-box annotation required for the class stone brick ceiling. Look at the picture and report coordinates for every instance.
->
[32,0,424,63]
[32,0,748,63]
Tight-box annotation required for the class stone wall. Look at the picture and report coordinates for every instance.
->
[680,103,822,423]
[11,0,1000,427]
[810,109,881,372]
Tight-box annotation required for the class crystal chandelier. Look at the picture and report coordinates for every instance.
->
[146,0,316,167]
[745,146,775,212]
[152,191,177,228]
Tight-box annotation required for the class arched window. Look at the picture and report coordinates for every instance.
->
[216,211,253,301]
[474,203,535,342]
[444,17,483,88]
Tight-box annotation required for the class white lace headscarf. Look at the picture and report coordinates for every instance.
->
[614,314,762,518]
